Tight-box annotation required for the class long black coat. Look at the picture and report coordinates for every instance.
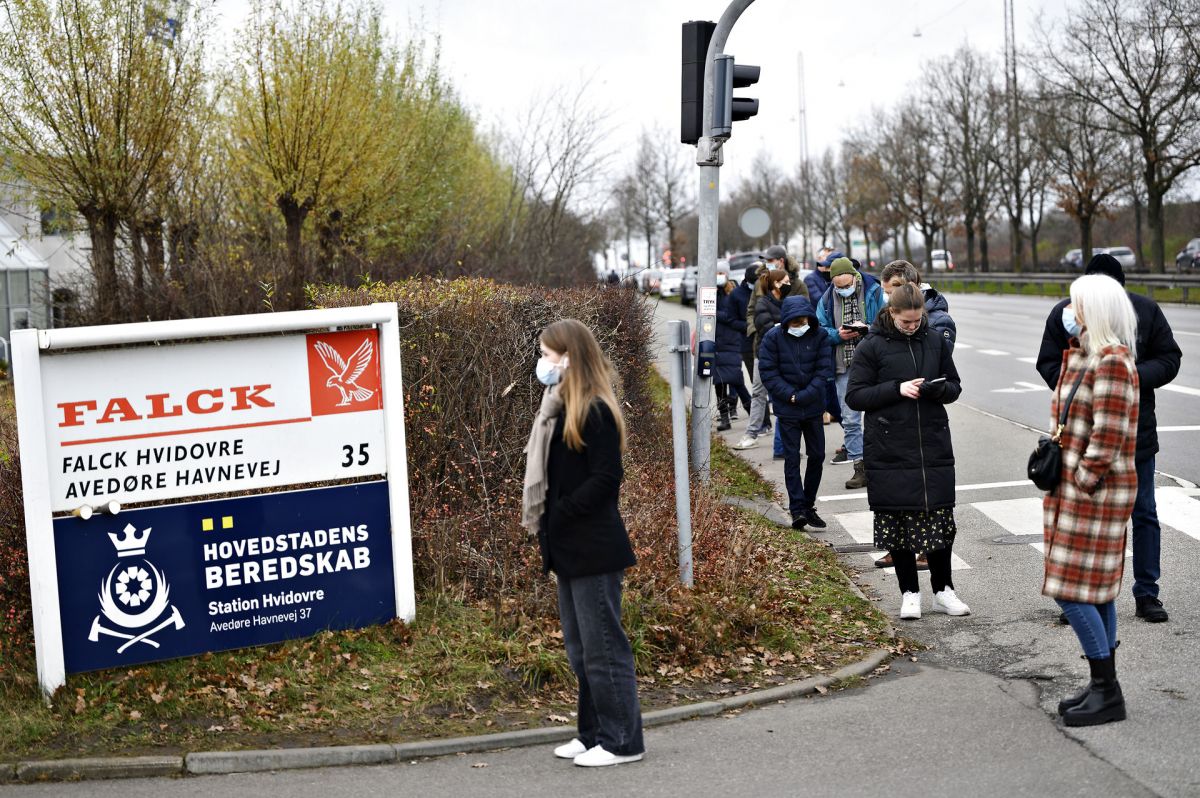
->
[714,286,748,384]
[1036,292,1181,463]
[753,293,783,358]
[539,401,636,578]
[845,318,962,512]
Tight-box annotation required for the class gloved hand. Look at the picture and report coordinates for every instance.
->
[919,379,948,400]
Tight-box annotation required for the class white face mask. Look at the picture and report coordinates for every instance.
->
[1062,306,1081,338]
[535,355,566,385]
[787,324,809,337]
[716,273,727,286]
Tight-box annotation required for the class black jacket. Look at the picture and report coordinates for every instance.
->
[730,278,756,355]
[753,293,783,358]
[845,317,962,512]
[714,286,748,384]
[758,295,833,421]
[539,401,636,578]
[1036,293,1182,462]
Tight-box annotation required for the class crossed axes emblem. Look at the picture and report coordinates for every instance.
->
[88,605,186,653]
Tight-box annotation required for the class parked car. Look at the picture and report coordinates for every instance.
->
[1061,248,1107,270]
[680,267,699,305]
[929,249,955,271]
[728,251,764,276]
[659,267,686,297]
[1104,246,1137,271]
[1175,238,1200,272]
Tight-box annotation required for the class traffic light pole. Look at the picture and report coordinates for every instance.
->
[691,0,755,481]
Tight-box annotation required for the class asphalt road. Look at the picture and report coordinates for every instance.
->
[4,292,1195,797]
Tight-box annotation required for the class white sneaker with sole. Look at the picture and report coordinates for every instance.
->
[734,435,759,450]
[554,738,588,759]
[900,591,921,620]
[932,588,971,616]
[574,745,644,767]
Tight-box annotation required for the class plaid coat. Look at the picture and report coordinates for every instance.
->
[1042,344,1139,604]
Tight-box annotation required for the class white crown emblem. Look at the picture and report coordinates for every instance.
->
[108,524,151,557]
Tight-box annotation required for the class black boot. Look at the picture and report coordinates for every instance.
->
[1062,654,1125,726]
[1058,644,1118,715]
[716,397,732,431]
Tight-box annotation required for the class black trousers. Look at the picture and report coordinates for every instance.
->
[890,547,954,595]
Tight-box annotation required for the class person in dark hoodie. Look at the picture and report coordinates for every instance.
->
[736,268,790,449]
[758,294,834,530]
[1035,253,1182,624]
[846,283,969,620]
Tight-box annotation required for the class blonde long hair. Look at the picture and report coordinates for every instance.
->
[1070,274,1138,361]
[540,319,627,453]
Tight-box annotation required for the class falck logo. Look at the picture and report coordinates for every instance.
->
[312,338,376,407]
[89,524,185,653]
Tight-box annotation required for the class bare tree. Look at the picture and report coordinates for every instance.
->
[642,128,694,260]
[1036,0,1200,272]
[1037,93,1127,262]
[925,46,1001,272]
[627,133,661,268]
[877,101,947,267]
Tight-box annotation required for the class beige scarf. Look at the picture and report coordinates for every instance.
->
[522,385,565,536]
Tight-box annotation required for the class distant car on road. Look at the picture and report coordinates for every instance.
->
[659,267,686,298]
[680,267,699,305]
[638,268,662,293]
[1104,246,1137,271]
[1061,247,1108,270]
[1175,238,1200,272]
[928,249,955,271]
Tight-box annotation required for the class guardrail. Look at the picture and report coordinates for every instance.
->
[924,271,1200,304]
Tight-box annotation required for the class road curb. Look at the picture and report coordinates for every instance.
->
[8,647,892,782]
[186,743,395,775]
[14,755,182,782]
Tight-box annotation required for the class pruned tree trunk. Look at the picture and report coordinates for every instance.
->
[1133,194,1144,272]
[278,194,312,309]
[1146,185,1166,274]
[82,207,121,322]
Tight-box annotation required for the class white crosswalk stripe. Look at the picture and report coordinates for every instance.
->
[833,488,1200,575]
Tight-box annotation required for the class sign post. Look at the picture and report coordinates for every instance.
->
[13,304,414,696]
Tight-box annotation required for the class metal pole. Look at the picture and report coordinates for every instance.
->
[691,0,756,481]
[667,319,694,587]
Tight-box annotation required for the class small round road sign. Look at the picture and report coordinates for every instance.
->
[738,206,771,239]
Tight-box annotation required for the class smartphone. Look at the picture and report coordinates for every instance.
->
[841,323,868,331]
[924,377,947,385]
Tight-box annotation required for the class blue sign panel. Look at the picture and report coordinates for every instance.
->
[54,480,394,674]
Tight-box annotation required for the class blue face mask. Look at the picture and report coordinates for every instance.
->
[835,286,855,298]
[535,356,564,385]
[787,324,809,337]
[1062,307,1081,339]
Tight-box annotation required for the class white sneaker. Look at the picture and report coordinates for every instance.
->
[554,738,588,759]
[574,745,644,767]
[734,435,759,449]
[900,591,921,620]
[932,588,971,616]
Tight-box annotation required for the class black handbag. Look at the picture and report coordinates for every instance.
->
[1028,370,1087,491]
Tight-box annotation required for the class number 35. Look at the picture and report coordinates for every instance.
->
[342,443,369,467]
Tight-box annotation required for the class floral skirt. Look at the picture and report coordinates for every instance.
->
[873,507,956,553]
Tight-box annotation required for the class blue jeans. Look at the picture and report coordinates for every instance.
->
[1131,456,1161,599]
[834,371,862,460]
[779,415,825,515]
[557,571,644,756]
[773,422,783,456]
[1056,599,1117,659]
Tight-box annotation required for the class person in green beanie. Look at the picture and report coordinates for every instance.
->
[816,257,884,489]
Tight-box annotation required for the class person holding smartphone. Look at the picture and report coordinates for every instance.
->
[816,258,884,488]
[845,283,969,620]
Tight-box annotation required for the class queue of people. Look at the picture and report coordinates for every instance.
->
[521,250,1180,768]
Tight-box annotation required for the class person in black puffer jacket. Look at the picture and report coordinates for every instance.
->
[758,295,833,529]
[846,283,970,621]
[735,268,789,450]
[714,267,753,430]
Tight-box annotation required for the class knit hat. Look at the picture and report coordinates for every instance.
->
[829,257,858,278]
[764,244,787,261]
[1085,253,1126,285]
[819,250,844,267]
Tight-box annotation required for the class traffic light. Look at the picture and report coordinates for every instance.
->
[681,20,716,145]
[711,54,760,139]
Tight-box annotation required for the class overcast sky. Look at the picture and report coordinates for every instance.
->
[212,0,1074,196]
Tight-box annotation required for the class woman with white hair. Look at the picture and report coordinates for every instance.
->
[1043,274,1140,727]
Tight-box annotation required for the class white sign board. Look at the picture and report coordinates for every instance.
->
[699,286,718,316]
[12,304,415,695]
[41,329,385,511]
